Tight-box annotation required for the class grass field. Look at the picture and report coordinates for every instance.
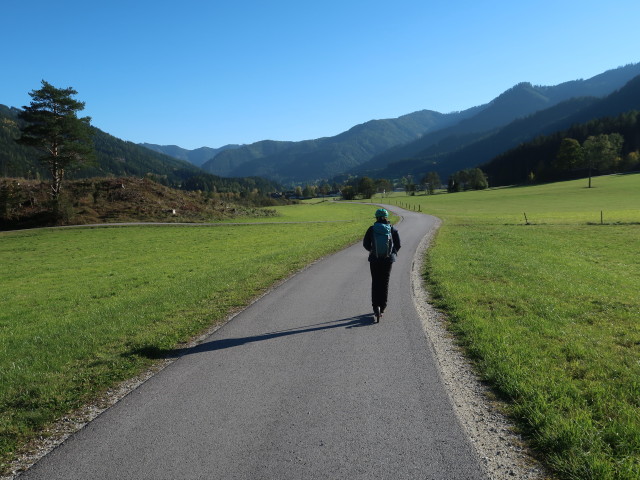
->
[389,174,639,479]
[0,201,375,472]
[386,173,640,226]
[3,175,638,478]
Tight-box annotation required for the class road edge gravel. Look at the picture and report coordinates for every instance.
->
[410,216,549,480]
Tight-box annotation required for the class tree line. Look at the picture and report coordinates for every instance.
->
[482,110,640,186]
[335,168,487,200]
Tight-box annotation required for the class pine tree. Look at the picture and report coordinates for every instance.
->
[17,80,95,199]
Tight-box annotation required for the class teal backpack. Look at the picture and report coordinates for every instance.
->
[372,223,393,258]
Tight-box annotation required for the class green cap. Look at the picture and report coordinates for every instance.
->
[375,208,389,218]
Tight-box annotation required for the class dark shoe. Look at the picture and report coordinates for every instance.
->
[374,306,381,323]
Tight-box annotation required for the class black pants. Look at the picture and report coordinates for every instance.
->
[370,260,392,311]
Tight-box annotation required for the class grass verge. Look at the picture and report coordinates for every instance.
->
[400,174,640,479]
[0,202,374,472]
[428,224,639,479]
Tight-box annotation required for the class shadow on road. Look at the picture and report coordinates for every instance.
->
[129,313,374,360]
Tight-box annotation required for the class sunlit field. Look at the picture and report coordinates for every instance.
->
[0,202,373,472]
[387,174,640,479]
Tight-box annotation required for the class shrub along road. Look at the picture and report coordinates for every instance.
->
[20,207,487,479]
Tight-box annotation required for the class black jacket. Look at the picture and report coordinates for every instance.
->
[363,221,401,263]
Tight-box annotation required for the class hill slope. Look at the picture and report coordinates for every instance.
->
[481,76,640,185]
[388,72,640,185]
[1,105,199,181]
[5,63,639,188]
[0,176,278,230]
[191,63,640,184]
[200,108,483,184]
[376,76,640,186]
[0,105,281,194]
[140,143,242,167]
[376,95,600,181]
[354,63,640,178]
[457,73,640,185]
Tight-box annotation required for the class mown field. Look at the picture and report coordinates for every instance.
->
[0,202,375,473]
[2,175,638,479]
[388,174,639,480]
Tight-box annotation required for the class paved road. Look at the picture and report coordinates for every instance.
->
[20,206,487,480]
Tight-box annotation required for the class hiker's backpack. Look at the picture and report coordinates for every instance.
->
[372,223,393,258]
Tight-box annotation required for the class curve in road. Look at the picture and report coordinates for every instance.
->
[20,206,487,480]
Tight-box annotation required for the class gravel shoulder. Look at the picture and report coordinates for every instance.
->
[410,217,549,480]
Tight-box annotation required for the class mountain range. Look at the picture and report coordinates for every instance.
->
[360,66,640,181]
[0,105,281,194]
[143,62,640,185]
[139,143,241,167]
[481,75,640,185]
[3,63,640,189]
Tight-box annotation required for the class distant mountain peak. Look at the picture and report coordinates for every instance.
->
[489,82,548,106]
[140,143,242,167]
[350,62,640,182]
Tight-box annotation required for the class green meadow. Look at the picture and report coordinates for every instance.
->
[2,175,639,479]
[0,202,374,472]
[389,173,640,226]
[391,174,639,479]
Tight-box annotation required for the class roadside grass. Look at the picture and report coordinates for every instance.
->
[224,199,368,223]
[0,202,373,472]
[399,174,640,479]
[385,173,640,226]
[429,224,639,479]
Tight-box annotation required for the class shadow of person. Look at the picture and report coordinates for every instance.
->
[128,313,375,360]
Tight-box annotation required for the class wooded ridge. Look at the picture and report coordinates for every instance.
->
[142,63,640,186]
[0,105,281,195]
[3,63,640,189]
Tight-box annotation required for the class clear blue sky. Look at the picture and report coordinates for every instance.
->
[4,0,639,150]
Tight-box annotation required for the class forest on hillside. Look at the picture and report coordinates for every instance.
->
[482,110,640,185]
[0,104,281,197]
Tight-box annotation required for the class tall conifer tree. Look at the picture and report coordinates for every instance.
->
[17,80,95,199]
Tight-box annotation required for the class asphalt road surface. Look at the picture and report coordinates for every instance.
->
[20,206,487,480]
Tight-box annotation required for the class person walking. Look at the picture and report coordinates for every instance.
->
[363,208,401,322]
